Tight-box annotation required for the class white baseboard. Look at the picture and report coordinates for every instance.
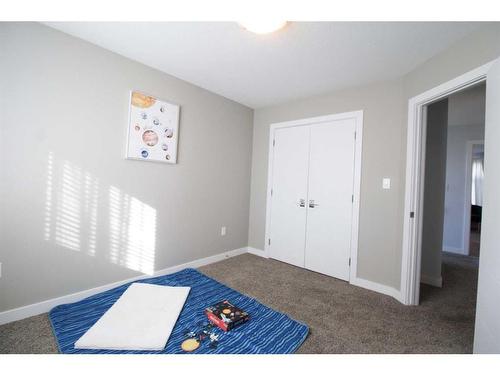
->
[443,246,466,255]
[246,247,268,258]
[350,277,402,302]
[250,248,404,303]
[251,247,404,303]
[0,247,247,326]
[421,274,443,287]
[1,246,416,325]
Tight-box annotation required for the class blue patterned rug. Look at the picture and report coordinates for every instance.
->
[49,268,308,354]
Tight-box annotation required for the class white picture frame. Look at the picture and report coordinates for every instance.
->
[126,90,180,164]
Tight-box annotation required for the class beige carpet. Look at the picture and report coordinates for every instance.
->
[0,252,478,354]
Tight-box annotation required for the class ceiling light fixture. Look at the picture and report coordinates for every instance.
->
[239,20,287,34]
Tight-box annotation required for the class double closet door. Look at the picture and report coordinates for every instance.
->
[268,118,357,281]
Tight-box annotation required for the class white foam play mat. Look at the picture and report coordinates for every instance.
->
[74,282,190,351]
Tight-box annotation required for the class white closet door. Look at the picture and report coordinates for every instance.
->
[268,126,310,267]
[304,119,356,280]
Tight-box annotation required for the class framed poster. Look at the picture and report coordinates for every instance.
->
[126,90,180,163]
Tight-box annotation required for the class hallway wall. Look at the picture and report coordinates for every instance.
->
[421,99,448,285]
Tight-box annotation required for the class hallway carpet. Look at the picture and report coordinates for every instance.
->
[0,252,478,353]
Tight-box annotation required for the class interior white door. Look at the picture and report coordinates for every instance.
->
[473,59,500,353]
[304,120,356,280]
[268,126,310,267]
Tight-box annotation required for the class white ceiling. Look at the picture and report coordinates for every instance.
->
[45,22,482,108]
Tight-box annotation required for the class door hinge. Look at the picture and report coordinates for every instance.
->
[410,211,415,218]
[354,131,357,140]
[349,258,351,266]
[351,194,354,203]
[268,238,271,246]
[273,139,275,147]
[271,188,273,196]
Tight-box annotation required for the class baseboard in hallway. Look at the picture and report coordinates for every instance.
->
[421,274,443,287]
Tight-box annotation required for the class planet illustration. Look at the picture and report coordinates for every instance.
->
[164,128,174,138]
[142,130,158,147]
[131,92,156,108]
[162,144,168,151]
[141,150,149,158]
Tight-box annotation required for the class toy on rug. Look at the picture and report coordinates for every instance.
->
[205,300,250,331]
[180,321,220,352]
[180,338,200,352]
[180,301,249,352]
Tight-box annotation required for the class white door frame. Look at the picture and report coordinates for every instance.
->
[264,110,363,283]
[464,140,485,256]
[401,61,493,305]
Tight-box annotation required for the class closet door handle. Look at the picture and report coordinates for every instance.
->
[298,199,306,207]
[309,200,319,208]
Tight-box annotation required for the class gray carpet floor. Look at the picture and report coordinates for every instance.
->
[0,252,478,354]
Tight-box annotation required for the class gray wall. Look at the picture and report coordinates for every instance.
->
[248,24,500,291]
[442,85,486,253]
[447,83,486,128]
[2,22,500,350]
[443,124,485,252]
[249,80,407,288]
[421,99,448,282]
[404,26,500,353]
[0,23,254,312]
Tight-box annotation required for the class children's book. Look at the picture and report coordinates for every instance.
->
[204,300,250,331]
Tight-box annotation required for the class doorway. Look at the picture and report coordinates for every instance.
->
[418,83,485,292]
[401,61,493,306]
[465,141,484,257]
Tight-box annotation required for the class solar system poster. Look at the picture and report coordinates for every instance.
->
[126,91,180,164]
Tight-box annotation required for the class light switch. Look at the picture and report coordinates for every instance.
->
[383,178,391,190]
[221,226,226,236]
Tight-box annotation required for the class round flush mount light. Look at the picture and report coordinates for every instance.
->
[239,20,288,34]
